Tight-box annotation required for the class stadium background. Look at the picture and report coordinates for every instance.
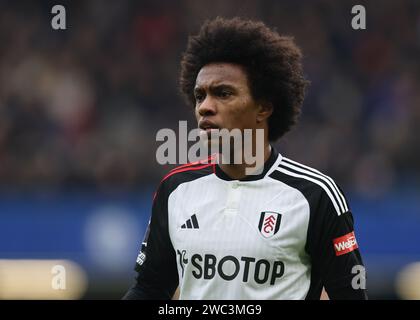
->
[0,0,419,299]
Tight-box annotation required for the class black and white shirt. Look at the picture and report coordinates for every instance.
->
[125,147,367,300]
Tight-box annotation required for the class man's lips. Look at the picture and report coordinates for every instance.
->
[199,120,220,131]
[201,128,220,134]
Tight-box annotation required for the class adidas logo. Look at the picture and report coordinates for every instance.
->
[181,214,199,229]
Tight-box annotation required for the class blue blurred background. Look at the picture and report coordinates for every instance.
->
[0,0,419,299]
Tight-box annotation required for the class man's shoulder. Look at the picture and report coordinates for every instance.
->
[269,155,349,215]
[157,157,215,193]
[269,156,339,188]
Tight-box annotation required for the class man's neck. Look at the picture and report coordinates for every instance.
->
[218,143,272,180]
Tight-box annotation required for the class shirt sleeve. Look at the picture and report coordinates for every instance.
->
[306,188,368,300]
[123,182,179,300]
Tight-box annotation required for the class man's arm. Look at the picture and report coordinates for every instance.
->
[123,183,179,300]
[307,188,368,300]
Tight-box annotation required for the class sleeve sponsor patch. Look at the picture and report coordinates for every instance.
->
[333,231,358,256]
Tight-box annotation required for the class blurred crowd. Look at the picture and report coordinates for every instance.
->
[0,0,419,196]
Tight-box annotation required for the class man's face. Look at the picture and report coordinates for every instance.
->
[194,63,262,137]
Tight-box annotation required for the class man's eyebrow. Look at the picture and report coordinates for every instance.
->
[193,87,204,96]
[194,83,238,91]
[212,83,236,90]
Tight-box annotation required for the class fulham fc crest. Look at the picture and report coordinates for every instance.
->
[258,211,282,238]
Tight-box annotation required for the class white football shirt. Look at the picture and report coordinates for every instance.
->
[132,147,366,300]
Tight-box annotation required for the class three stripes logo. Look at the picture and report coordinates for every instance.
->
[181,214,199,229]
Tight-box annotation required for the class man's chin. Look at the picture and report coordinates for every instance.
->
[199,130,221,152]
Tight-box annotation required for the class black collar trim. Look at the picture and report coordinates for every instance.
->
[214,146,279,181]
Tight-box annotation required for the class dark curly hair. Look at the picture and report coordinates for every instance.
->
[180,17,308,141]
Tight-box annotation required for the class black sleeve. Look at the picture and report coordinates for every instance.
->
[307,189,368,300]
[122,182,179,300]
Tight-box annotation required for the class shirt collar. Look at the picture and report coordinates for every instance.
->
[214,145,280,181]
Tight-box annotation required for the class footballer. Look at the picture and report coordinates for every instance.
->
[123,17,367,300]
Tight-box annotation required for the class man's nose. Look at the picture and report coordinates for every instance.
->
[197,95,217,116]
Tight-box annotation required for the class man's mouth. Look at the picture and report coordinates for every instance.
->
[199,120,220,132]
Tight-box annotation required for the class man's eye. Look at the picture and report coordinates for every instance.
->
[219,90,232,98]
[195,93,205,102]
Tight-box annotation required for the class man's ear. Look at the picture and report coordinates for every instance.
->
[256,101,273,123]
